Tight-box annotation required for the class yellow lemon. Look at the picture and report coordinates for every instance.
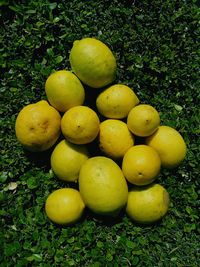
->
[69,38,117,88]
[50,140,89,182]
[127,104,160,137]
[45,70,85,112]
[126,184,170,224]
[15,100,61,152]
[79,156,128,216]
[45,188,85,225]
[122,145,161,185]
[99,119,134,159]
[96,84,139,119]
[61,106,100,144]
[146,125,187,168]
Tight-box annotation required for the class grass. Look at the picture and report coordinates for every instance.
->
[0,0,200,266]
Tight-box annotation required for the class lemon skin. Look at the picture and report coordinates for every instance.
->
[122,145,161,186]
[126,184,170,224]
[70,38,117,88]
[15,100,61,152]
[45,188,85,225]
[61,106,100,144]
[79,156,128,216]
[127,104,160,137]
[51,140,89,182]
[146,126,187,168]
[99,119,134,159]
[96,84,139,119]
[45,70,85,112]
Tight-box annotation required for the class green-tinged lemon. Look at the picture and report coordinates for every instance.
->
[45,70,85,112]
[45,188,85,225]
[51,140,89,182]
[69,38,117,88]
[79,156,128,216]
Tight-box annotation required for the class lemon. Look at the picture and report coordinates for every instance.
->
[69,38,117,88]
[126,184,170,224]
[122,145,161,186]
[79,156,128,216]
[15,100,61,152]
[51,140,89,182]
[61,106,100,144]
[45,70,85,112]
[146,125,187,168]
[96,84,139,119]
[99,119,134,159]
[127,104,160,137]
[45,188,85,225]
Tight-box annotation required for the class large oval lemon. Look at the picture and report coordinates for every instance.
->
[61,106,100,144]
[45,188,85,225]
[15,100,61,152]
[51,140,89,182]
[122,145,161,186]
[146,125,187,168]
[96,84,139,119]
[79,156,128,216]
[45,70,85,112]
[69,38,117,88]
[127,104,160,137]
[126,184,170,224]
[99,119,134,159]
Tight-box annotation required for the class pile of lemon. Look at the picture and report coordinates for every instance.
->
[15,38,187,226]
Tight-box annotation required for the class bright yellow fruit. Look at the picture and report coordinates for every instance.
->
[69,38,117,88]
[122,145,161,186]
[45,188,85,225]
[79,156,128,216]
[51,140,89,182]
[126,184,170,224]
[146,125,187,168]
[15,100,61,152]
[99,119,134,159]
[45,70,85,112]
[61,106,100,144]
[96,84,139,119]
[127,104,160,137]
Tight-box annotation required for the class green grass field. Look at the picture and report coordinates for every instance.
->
[1,1,200,266]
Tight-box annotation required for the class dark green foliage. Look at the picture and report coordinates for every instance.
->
[1,0,200,266]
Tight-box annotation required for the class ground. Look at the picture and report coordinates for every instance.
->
[0,1,200,266]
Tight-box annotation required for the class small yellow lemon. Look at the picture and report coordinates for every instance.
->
[15,100,61,152]
[96,84,139,119]
[45,188,85,225]
[79,156,128,216]
[126,184,170,224]
[127,104,160,137]
[99,119,134,159]
[61,106,100,144]
[51,140,89,182]
[45,70,85,112]
[146,125,187,168]
[69,38,117,88]
[122,145,161,185]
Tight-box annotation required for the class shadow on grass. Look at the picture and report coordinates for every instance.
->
[84,207,126,227]
[24,149,52,170]
[23,135,65,170]
[80,209,166,228]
